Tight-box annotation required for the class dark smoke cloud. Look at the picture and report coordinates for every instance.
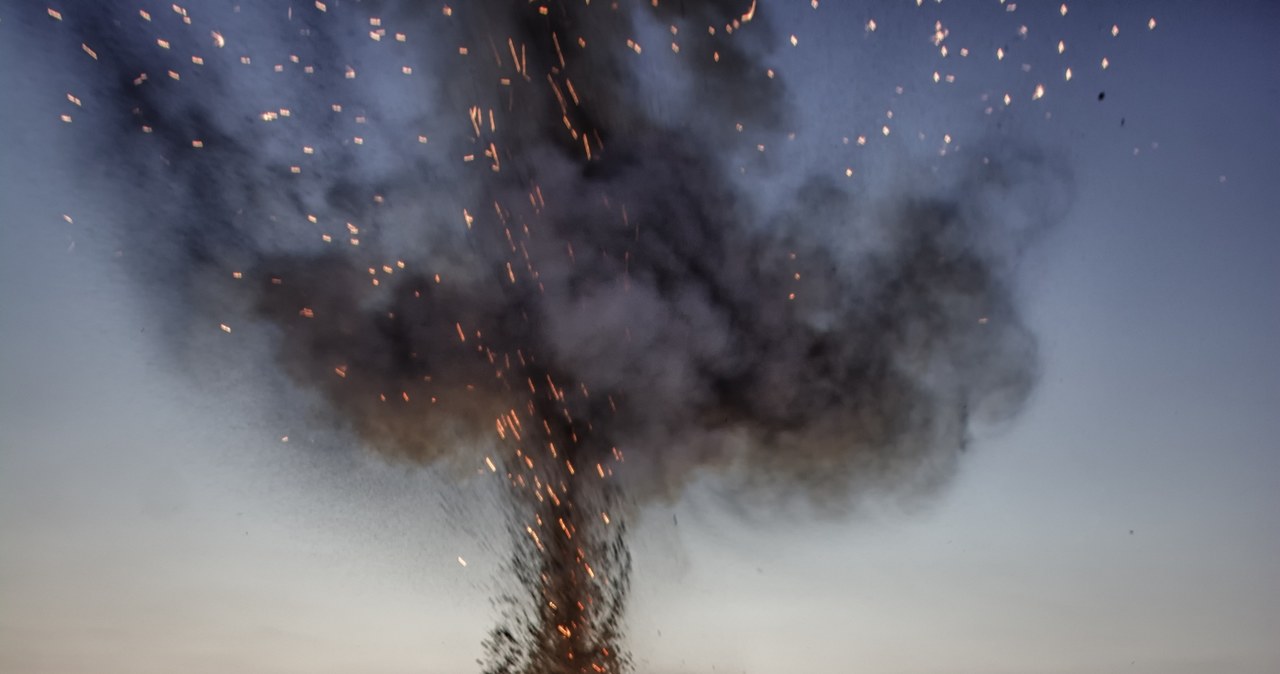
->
[51,0,1066,509]
[43,0,1068,669]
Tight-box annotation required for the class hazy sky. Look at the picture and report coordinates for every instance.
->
[2,2,1278,673]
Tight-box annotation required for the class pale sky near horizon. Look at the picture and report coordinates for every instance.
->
[2,2,1278,673]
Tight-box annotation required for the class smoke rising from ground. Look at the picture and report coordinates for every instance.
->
[45,0,1069,670]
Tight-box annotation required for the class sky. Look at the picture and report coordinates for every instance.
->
[2,1,1279,673]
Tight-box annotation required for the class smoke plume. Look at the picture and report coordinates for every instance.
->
[46,1,1069,671]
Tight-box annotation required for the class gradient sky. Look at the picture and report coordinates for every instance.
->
[2,2,1279,673]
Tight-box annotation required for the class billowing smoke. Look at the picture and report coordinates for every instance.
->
[43,1,1069,671]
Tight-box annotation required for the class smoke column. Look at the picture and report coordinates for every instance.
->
[43,1,1070,671]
